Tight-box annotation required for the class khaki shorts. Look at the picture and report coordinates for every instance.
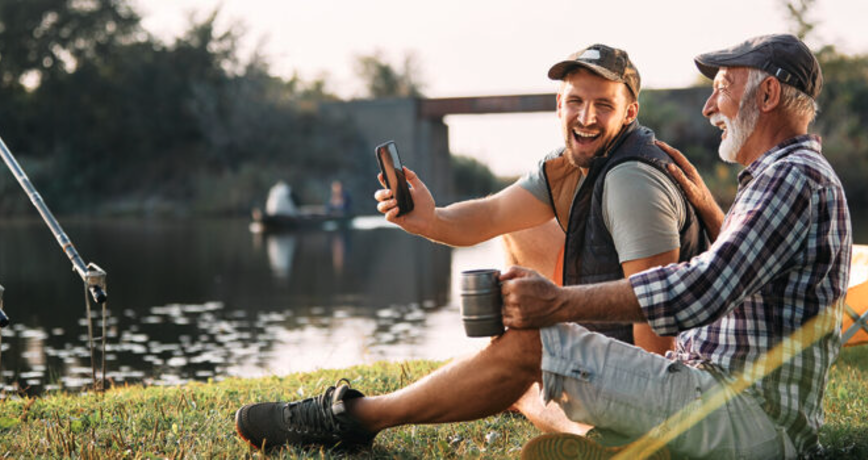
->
[540,323,797,459]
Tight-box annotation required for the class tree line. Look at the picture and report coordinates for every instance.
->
[0,0,866,222]
[0,0,375,216]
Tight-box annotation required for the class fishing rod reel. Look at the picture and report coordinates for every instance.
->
[85,263,108,304]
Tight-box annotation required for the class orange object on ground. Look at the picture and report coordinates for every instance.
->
[844,280,868,347]
[844,245,868,347]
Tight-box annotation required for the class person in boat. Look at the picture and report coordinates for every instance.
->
[326,180,352,217]
[264,181,300,217]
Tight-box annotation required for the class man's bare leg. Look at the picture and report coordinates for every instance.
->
[346,328,543,433]
[513,383,592,435]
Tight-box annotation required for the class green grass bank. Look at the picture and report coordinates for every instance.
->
[0,347,866,459]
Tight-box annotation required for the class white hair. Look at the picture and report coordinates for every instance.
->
[745,68,818,123]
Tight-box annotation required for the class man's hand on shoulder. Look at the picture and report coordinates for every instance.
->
[375,167,436,236]
[655,140,725,241]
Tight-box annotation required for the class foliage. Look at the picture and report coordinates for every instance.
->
[451,154,510,200]
[811,47,868,213]
[1,0,867,219]
[781,0,818,41]
[354,50,425,98]
[0,0,141,90]
[0,1,366,216]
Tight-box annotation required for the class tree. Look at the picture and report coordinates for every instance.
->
[0,0,141,90]
[354,51,424,98]
[781,0,818,41]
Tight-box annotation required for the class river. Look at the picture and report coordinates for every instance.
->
[0,217,500,393]
[1,214,866,394]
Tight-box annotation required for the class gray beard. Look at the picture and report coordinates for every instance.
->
[718,93,760,163]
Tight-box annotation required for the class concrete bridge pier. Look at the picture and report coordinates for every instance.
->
[323,97,453,203]
[324,94,557,205]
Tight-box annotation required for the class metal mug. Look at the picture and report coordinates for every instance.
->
[460,269,505,337]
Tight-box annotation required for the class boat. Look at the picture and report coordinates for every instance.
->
[249,181,352,232]
[250,207,353,232]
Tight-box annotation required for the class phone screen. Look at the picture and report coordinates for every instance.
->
[375,141,414,217]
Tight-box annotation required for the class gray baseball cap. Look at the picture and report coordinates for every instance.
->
[694,34,822,99]
[548,44,641,98]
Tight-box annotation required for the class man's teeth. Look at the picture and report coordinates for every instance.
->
[573,129,599,138]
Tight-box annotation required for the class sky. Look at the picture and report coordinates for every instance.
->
[133,0,868,176]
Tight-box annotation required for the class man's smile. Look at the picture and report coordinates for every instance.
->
[572,127,601,145]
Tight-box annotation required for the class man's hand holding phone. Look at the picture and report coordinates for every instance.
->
[373,141,437,237]
[375,166,436,236]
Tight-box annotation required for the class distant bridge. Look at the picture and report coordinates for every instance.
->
[322,93,556,203]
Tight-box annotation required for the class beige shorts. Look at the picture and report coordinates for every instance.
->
[540,323,797,459]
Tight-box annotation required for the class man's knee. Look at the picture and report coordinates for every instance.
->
[488,328,543,380]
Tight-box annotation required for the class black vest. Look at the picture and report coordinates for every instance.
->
[544,122,708,344]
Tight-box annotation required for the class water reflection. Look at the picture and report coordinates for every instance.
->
[0,218,497,394]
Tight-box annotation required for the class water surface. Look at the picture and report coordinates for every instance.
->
[0,217,501,393]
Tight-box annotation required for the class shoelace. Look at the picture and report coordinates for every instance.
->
[284,379,351,435]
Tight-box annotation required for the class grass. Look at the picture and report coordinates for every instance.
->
[0,347,865,459]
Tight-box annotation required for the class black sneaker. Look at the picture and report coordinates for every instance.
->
[235,378,376,450]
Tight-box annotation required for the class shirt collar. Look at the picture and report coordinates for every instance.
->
[737,134,822,187]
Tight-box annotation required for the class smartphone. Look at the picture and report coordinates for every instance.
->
[375,140,414,217]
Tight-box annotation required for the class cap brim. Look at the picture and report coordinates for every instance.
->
[694,45,764,81]
[548,60,622,83]
[693,56,721,81]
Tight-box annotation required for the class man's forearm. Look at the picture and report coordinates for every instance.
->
[557,279,646,324]
[426,200,502,247]
[399,184,553,248]
[698,204,725,242]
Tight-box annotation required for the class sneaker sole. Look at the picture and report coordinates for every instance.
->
[235,407,266,450]
[522,433,609,460]
[522,433,671,460]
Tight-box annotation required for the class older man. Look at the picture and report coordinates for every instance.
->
[234,34,849,459]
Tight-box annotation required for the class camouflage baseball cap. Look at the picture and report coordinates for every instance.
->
[548,44,641,98]
[694,34,823,99]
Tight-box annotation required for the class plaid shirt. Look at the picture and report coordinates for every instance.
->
[630,135,851,454]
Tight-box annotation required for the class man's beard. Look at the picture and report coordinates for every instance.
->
[564,145,598,168]
[711,92,760,163]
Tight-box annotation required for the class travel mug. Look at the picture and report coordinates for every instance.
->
[460,269,505,337]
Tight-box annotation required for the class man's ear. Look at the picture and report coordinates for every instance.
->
[624,100,639,125]
[759,76,782,113]
[556,92,564,119]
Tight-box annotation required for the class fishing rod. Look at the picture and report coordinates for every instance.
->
[0,137,107,305]
[0,284,6,383]
[0,284,8,328]
[0,134,108,390]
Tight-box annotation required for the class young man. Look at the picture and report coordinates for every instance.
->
[375,44,706,354]
[234,35,849,459]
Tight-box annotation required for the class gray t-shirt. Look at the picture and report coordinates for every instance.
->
[517,154,685,263]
